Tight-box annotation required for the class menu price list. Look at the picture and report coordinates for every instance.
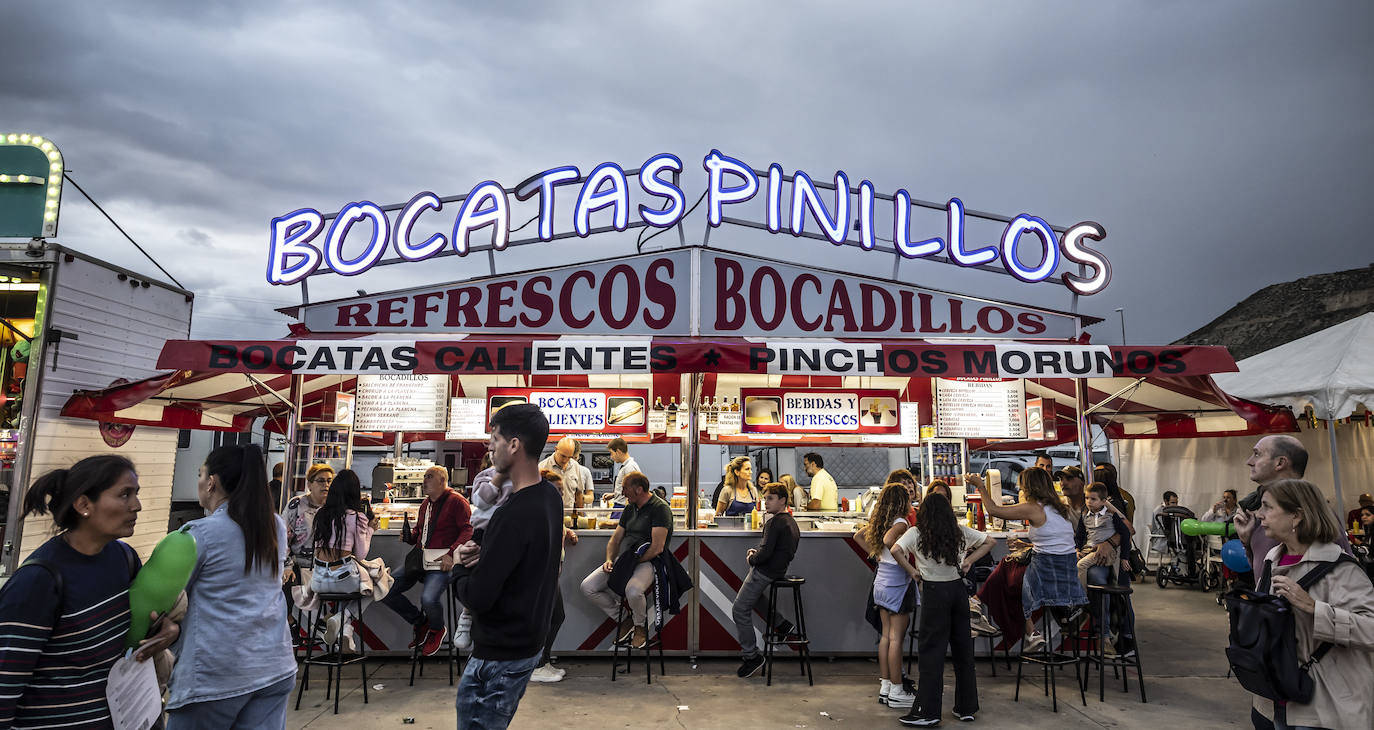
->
[934,378,1026,439]
[355,374,449,431]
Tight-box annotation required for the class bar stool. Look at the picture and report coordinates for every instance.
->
[1014,608,1085,712]
[1081,582,1147,703]
[295,593,368,715]
[610,595,665,684]
[764,576,812,686]
[409,580,464,686]
[904,604,920,677]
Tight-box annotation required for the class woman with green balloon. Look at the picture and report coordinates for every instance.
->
[0,455,181,729]
[164,443,296,729]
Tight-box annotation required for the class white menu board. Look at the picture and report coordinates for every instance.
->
[446,398,489,440]
[934,378,1026,439]
[355,374,449,431]
[863,403,921,444]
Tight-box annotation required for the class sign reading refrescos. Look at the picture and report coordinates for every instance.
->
[354,374,449,431]
[739,388,903,434]
[266,150,1111,297]
[487,388,648,435]
[934,378,1026,439]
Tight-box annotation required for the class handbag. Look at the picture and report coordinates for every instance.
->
[310,557,362,595]
[1127,546,1147,575]
[405,492,449,575]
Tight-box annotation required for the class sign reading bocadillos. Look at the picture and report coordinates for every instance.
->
[284,249,1082,340]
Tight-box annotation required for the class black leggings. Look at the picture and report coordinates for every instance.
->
[916,578,979,720]
[541,584,565,666]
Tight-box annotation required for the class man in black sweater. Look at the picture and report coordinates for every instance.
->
[731,482,801,678]
[453,404,561,730]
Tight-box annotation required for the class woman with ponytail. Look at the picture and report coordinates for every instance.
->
[0,456,179,729]
[164,444,295,729]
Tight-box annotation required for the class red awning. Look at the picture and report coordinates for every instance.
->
[61,335,1296,441]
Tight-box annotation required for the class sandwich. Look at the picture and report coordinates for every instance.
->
[608,399,644,425]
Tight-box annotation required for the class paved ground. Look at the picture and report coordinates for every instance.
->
[288,580,1253,729]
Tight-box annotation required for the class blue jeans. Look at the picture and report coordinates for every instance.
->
[382,565,451,631]
[455,652,541,730]
[732,568,772,659]
[166,675,294,729]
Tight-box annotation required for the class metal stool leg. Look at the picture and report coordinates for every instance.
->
[793,583,812,686]
[294,606,315,711]
[765,582,777,687]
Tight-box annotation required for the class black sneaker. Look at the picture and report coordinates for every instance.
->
[899,711,941,727]
[953,710,976,721]
[771,617,796,639]
[737,654,766,678]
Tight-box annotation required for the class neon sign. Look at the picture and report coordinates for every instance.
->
[267,150,1111,295]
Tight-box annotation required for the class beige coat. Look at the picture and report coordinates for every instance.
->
[1250,541,1374,729]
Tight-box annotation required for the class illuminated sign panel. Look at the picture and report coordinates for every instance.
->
[267,151,1111,296]
[486,387,648,434]
[0,133,64,238]
[739,387,904,435]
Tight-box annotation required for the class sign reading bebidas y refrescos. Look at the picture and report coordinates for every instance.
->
[739,388,903,435]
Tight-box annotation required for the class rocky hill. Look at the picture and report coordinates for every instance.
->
[1173,263,1374,361]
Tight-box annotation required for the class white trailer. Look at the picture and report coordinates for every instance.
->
[0,242,192,574]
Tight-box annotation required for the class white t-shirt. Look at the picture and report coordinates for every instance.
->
[809,468,838,511]
[895,522,988,582]
[610,455,642,504]
[878,517,909,564]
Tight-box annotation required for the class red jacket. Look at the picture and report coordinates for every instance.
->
[409,488,474,555]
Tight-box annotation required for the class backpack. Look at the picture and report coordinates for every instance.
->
[1223,553,1357,703]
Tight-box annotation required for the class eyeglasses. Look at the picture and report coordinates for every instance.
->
[312,477,333,485]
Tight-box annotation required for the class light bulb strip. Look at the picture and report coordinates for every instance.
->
[0,133,64,235]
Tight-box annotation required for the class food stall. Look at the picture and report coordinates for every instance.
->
[57,153,1296,655]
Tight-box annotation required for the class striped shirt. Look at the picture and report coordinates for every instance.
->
[0,537,138,729]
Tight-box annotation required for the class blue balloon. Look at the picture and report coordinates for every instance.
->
[1221,539,1250,573]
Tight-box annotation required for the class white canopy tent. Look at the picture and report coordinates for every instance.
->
[1212,312,1374,509]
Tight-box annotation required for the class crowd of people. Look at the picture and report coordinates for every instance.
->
[0,428,1369,729]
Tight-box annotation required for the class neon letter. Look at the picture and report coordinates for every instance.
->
[267,208,324,285]
[574,162,630,237]
[766,163,783,233]
[324,202,389,276]
[514,166,580,240]
[638,153,685,228]
[858,180,876,250]
[946,198,998,267]
[452,181,509,255]
[892,190,943,259]
[394,191,447,261]
[1059,221,1111,295]
[790,170,850,245]
[1000,214,1060,282]
[703,149,758,227]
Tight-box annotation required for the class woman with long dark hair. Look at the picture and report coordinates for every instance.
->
[972,467,1085,653]
[165,443,295,729]
[309,469,376,650]
[0,456,179,729]
[863,482,916,710]
[894,492,994,725]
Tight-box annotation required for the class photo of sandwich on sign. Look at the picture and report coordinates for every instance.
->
[744,396,782,426]
[607,397,645,426]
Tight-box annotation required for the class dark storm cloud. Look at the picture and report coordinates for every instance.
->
[5,1,1372,343]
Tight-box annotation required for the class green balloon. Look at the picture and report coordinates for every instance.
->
[1179,518,1236,538]
[125,528,197,648]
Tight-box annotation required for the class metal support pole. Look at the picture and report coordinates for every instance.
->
[284,375,305,502]
[1075,378,1094,476]
[682,372,703,656]
[1326,419,1345,512]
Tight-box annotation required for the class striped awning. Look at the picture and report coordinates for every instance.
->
[59,334,1296,442]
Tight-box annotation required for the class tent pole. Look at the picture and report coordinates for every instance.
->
[1326,419,1345,513]
[1075,378,1093,475]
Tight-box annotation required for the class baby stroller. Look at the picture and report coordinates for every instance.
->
[1154,506,1219,591]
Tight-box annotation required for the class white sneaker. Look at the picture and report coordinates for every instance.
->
[970,615,1000,635]
[1022,631,1046,653]
[887,686,916,709]
[454,610,473,651]
[529,664,563,683]
[323,613,342,646]
[879,678,892,705]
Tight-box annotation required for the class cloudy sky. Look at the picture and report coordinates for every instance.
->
[6,1,1372,347]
